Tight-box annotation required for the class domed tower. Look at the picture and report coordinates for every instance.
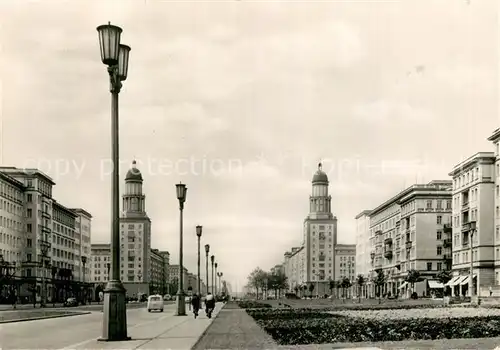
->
[122,160,146,217]
[309,163,333,219]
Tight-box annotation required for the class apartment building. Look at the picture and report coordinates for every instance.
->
[355,210,372,297]
[283,246,305,292]
[90,244,170,296]
[488,129,500,287]
[168,264,189,293]
[71,209,92,283]
[367,180,452,297]
[448,152,496,296]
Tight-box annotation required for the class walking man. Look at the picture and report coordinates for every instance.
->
[205,292,215,319]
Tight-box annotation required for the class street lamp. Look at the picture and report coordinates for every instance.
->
[96,21,131,342]
[217,272,223,296]
[205,244,210,294]
[214,262,218,296]
[106,263,111,277]
[175,183,187,316]
[211,255,215,295]
[81,256,87,304]
[196,225,203,294]
[469,221,477,298]
[40,240,50,308]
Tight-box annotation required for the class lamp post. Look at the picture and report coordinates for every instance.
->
[81,256,87,304]
[211,255,215,295]
[176,183,187,316]
[196,226,202,294]
[217,272,223,296]
[40,240,50,308]
[96,21,131,342]
[214,262,218,296]
[205,244,210,294]
[469,221,477,298]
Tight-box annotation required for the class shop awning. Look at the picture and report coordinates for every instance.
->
[455,275,468,285]
[460,275,477,286]
[428,280,443,289]
[445,276,460,287]
[398,282,408,289]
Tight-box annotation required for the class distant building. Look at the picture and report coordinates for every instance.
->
[355,210,372,297]
[283,163,356,296]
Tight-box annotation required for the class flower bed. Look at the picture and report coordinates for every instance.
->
[246,308,500,344]
[321,302,472,311]
[331,307,500,320]
[237,300,272,309]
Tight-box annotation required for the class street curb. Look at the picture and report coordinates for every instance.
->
[0,311,91,324]
[190,302,227,350]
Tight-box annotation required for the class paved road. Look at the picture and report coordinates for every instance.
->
[0,301,154,312]
[1,302,177,350]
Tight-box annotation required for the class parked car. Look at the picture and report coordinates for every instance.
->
[64,297,78,307]
[163,294,171,301]
[147,295,164,312]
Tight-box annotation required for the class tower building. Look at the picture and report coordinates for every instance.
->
[119,160,152,296]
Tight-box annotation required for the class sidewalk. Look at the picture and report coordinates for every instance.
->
[67,302,224,350]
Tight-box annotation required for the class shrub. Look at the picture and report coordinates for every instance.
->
[321,303,473,311]
[253,314,500,344]
[237,300,272,309]
[247,308,345,321]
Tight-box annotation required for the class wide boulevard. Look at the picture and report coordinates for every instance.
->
[1,302,181,349]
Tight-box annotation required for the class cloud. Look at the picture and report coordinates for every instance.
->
[352,100,435,123]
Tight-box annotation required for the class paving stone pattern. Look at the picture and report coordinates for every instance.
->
[193,304,278,350]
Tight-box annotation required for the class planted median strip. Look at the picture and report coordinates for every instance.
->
[246,307,500,345]
[0,310,90,323]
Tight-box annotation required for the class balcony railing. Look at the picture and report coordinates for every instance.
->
[375,230,382,236]
[443,223,452,233]
[443,238,452,248]
[462,201,469,210]
[405,241,412,249]
[384,250,393,259]
[384,237,393,245]
[442,254,452,261]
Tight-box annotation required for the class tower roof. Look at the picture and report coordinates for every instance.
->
[312,162,328,184]
[125,160,143,182]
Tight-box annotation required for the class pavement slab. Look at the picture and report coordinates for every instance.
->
[67,302,223,350]
[193,304,278,350]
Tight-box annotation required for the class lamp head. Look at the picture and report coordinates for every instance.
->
[196,225,202,237]
[205,244,210,254]
[211,255,215,264]
[96,22,123,66]
[176,183,187,203]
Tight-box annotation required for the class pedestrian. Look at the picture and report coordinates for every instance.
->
[490,286,493,297]
[191,293,201,318]
[205,292,215,319]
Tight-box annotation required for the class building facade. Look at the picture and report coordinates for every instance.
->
[283,163,356,296]
[367,180,452,298]
[448,152,496,296]
[0,167,92,303]
[71,209,92,283]
[355,210,372,297]
[489,129,500,288]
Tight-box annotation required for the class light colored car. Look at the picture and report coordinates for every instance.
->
[163,294,172,301]
[147,295,164,312]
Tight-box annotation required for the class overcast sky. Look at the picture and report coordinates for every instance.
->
[0,0,498,291]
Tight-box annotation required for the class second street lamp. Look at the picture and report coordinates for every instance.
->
[196,226,202,295]
[211,255,215,295]
[176,183,187,316]
[205,244,210,294]
[214,262,218,296]
[217,272,223,296]
[96,21,131,342]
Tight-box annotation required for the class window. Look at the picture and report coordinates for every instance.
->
[27,239,32,247]
[437,262,442,271]
[27,194,32,202]
[427,262,432,271]
[437,246,442,255]
[27,209,32,218]
[437,216,442,224]
[427,200,432,209]
[497,227,500,240]
[437,231,442,240]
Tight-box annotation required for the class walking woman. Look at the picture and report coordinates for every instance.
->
[191,293,201,318]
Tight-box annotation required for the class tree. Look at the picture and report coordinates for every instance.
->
[267,271,288,299]
[294,285,299,296]
[436,270,452,296]
[341,276,351,300]
[356,274,366,302]
[308,283,315,296]
[372,269,386,304]
[405,269,424,298]
[335,279,342,299]
[328,279,335,296]
[247,267,267,299]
